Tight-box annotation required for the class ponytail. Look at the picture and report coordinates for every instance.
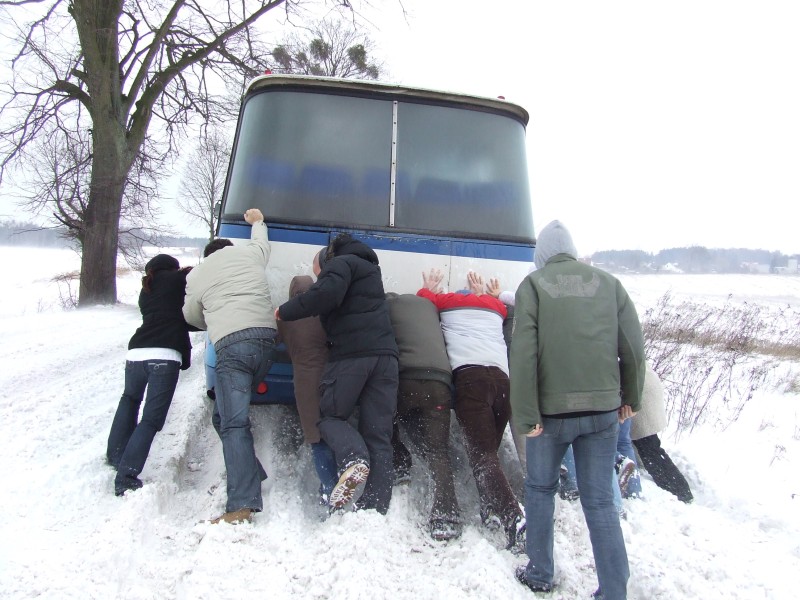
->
[142,270,154,293]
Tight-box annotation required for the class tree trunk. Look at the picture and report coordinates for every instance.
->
[72,0,130,306]
[78,163,127,306]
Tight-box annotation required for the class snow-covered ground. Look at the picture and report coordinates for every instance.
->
[0,247,798,599]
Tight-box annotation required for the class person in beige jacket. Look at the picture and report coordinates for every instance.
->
[631,366,693,503]
[183,208,277,524]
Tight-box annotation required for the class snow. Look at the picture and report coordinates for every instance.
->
[1,247,798,600]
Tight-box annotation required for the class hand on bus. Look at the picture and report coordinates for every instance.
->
[467,271,485,295]
[422,268,444,293]
[486,278,501,298]
[244,208,264,224]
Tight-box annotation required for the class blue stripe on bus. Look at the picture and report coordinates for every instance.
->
[219,223,534,262]
[449,241,535,262]
[220,223,331,246]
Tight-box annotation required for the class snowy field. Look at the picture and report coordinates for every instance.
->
[0,246,798,599]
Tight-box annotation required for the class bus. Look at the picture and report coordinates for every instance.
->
[207,74,536,404]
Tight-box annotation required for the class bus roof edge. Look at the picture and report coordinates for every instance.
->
[246,74,529,125]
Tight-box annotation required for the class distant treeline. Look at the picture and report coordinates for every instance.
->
[0,220,207,251]
[2,220,795,274]
[591,247,797,274]
[0,220,73,248]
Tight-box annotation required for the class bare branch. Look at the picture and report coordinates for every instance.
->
[0,0,313,304]
[267,14,384,79]
[176,126,230,242]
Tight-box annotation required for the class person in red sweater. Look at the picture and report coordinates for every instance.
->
[417,269,525,551]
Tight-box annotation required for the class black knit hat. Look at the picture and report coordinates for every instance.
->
[145,254,179,274]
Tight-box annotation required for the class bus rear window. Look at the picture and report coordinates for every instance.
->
[394,103,532,240]
[222,88,533,242]
[224,91,393,228]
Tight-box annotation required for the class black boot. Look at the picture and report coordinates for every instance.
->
[114,474,143,496]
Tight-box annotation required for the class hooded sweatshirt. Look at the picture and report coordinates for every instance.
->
[385,293,452,385]
[276,276,329,369]
[509,220,645,433]
[277,234,398,362]
[276,275,328,444]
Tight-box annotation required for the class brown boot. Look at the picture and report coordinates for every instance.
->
[210,508,252,524]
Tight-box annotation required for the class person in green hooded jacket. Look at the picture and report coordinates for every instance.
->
[510,220,645,600]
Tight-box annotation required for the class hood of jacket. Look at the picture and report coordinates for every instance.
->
[534,220,578,270]
[289,275,315,298]
[329,233,379,265]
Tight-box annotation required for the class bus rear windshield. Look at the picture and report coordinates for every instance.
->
[223,89,534,242]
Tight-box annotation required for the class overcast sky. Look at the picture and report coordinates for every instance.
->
[365,0,800,255]
[2,1,798,255]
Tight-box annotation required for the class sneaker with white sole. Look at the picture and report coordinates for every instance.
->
[329,460,370,509]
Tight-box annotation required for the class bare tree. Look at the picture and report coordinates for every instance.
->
[271,17,384,79]
[21,103,170,267]
[178,128,230,243]
[0,0,355,306]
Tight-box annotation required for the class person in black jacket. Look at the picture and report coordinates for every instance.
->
[107,254,195,496]
[275,233,399,514]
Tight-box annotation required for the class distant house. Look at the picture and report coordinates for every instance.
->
[741,262,771,274]
[660,262,683,274]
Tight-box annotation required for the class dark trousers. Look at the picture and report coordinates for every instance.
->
[107,359,180,480]
[633,434,693,503]
[392,379,460,521]
[454,366,521,525]
[319,355,399,514]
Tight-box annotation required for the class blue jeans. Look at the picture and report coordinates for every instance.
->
[204,333,217,393]
[212,328,276,512]
[562,445,624,512]
[107,360,181,479]
[524,411,630,600]
[311,441,338,497]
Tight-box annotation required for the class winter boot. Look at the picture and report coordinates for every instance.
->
[515,566,554,593]
[429,516,462,542]
[329,460,370,510]
[114,475,143,497]
[210,508,252,525]
[505,510,527,554]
